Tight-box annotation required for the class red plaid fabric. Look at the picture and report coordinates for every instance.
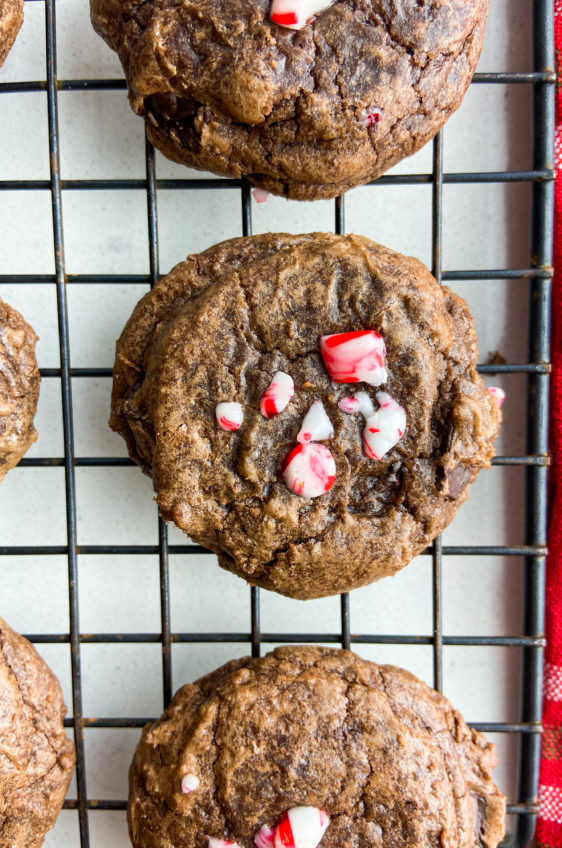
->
[536,4,562,846]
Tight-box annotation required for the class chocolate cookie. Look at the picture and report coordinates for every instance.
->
[110,233,501,600]
[90,0,489,201]
[0,298,40,482]
[0,0,23,67]
[128,646,506,848]
[0,616,75,847]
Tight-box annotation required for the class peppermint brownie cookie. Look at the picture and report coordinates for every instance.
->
[90,0,489,201]
[0,298,40,482]
[110,233,502,600]
[128,646,506,848]
[0,0,23,67]
[0,616,75,847]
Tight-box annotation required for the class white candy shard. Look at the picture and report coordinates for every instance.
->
[354,390,375,418]
[361,391,406,461]
[487,386,506,407]
[181,773,199,793]
[269,0,334,29]
[281,443,336,498]
[209,840,240,848]
[253,189,270,204]
[297,400,334,444]
[255,825,276,848]
[319,330,388,387]
[215,402,244,432]
[261,371,295,418]
[275,807,330,848]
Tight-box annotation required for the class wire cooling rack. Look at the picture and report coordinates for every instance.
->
[0,1,555,846]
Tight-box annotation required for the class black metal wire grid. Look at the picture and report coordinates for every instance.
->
[0,1,555,846]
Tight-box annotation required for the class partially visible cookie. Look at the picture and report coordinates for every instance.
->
[0,298,40,482]
[90,0,489,201]
[0,616,76,848]
[0,0,23,67]
[128,646,506,848]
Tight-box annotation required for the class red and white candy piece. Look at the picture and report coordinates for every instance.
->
[358,106,382,128]
[253,189,270,204]
[209,840,240,848]
[261,371,295,418]
[361,391,406,461]
[319,330,387,387]
[487,386,506,408]
[274,807,330,848]
[181,773,199,794]
[255,825,276,848]
[338,391,374,418]
[216,402,243,432]
[269,0,334,29]
[281,443,336,497]
[297,400,334,444]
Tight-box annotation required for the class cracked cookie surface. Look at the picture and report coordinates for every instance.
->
[0,298,40,482]
[0,616,75,848]
[90,0,489,200]
[110,233,500,600]
[128,646,506,848]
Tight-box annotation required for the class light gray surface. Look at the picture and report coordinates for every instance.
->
[0,1,531,845]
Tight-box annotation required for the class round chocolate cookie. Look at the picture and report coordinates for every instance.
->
[128,646,506,848]
[0,616,75,847]
[90,0,489,201]
[110,233,501,600]
[0,0,23,67]
[0,298,40,482]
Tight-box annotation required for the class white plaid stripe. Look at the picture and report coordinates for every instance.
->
[544,664,562,702]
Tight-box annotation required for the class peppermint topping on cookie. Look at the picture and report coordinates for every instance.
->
[281,443,336,497]
[261,371,295,418]
[209,841,240,848]
[354,390,376,417]
[274,808,330,848]
[181,773,199,793]
[297,400,334,444]
[358,106,382,128]
[361,391,406,461]
[269,0,334,30]
[253,189,270,204]
[338,396,360,414]
[255,825,276,848]
[215,402,243,431]
[487,386,506,407]
[319,330,388,386]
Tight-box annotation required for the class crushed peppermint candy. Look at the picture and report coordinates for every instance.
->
[297,400,334,444]
[274,808,330,848]
[255,825,276,848]
[269,0,334,29]
[282,443,336,497]
[358,106,382,128]
[319,330,388,387]
[209,840,241,848]
[362,391,406,461]
[338,396,360,414]
[261,371,295,418]
[486,386,506,407]
[253,188,270,204]
[215,402,244,432]
[181,773,200,793]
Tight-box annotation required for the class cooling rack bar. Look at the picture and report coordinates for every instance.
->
[59,716,541,733]
[21,632,546,647]
[0,71,554,95]
[12,453,551,467]
[0,170,555,192]
[0,544,548,556]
